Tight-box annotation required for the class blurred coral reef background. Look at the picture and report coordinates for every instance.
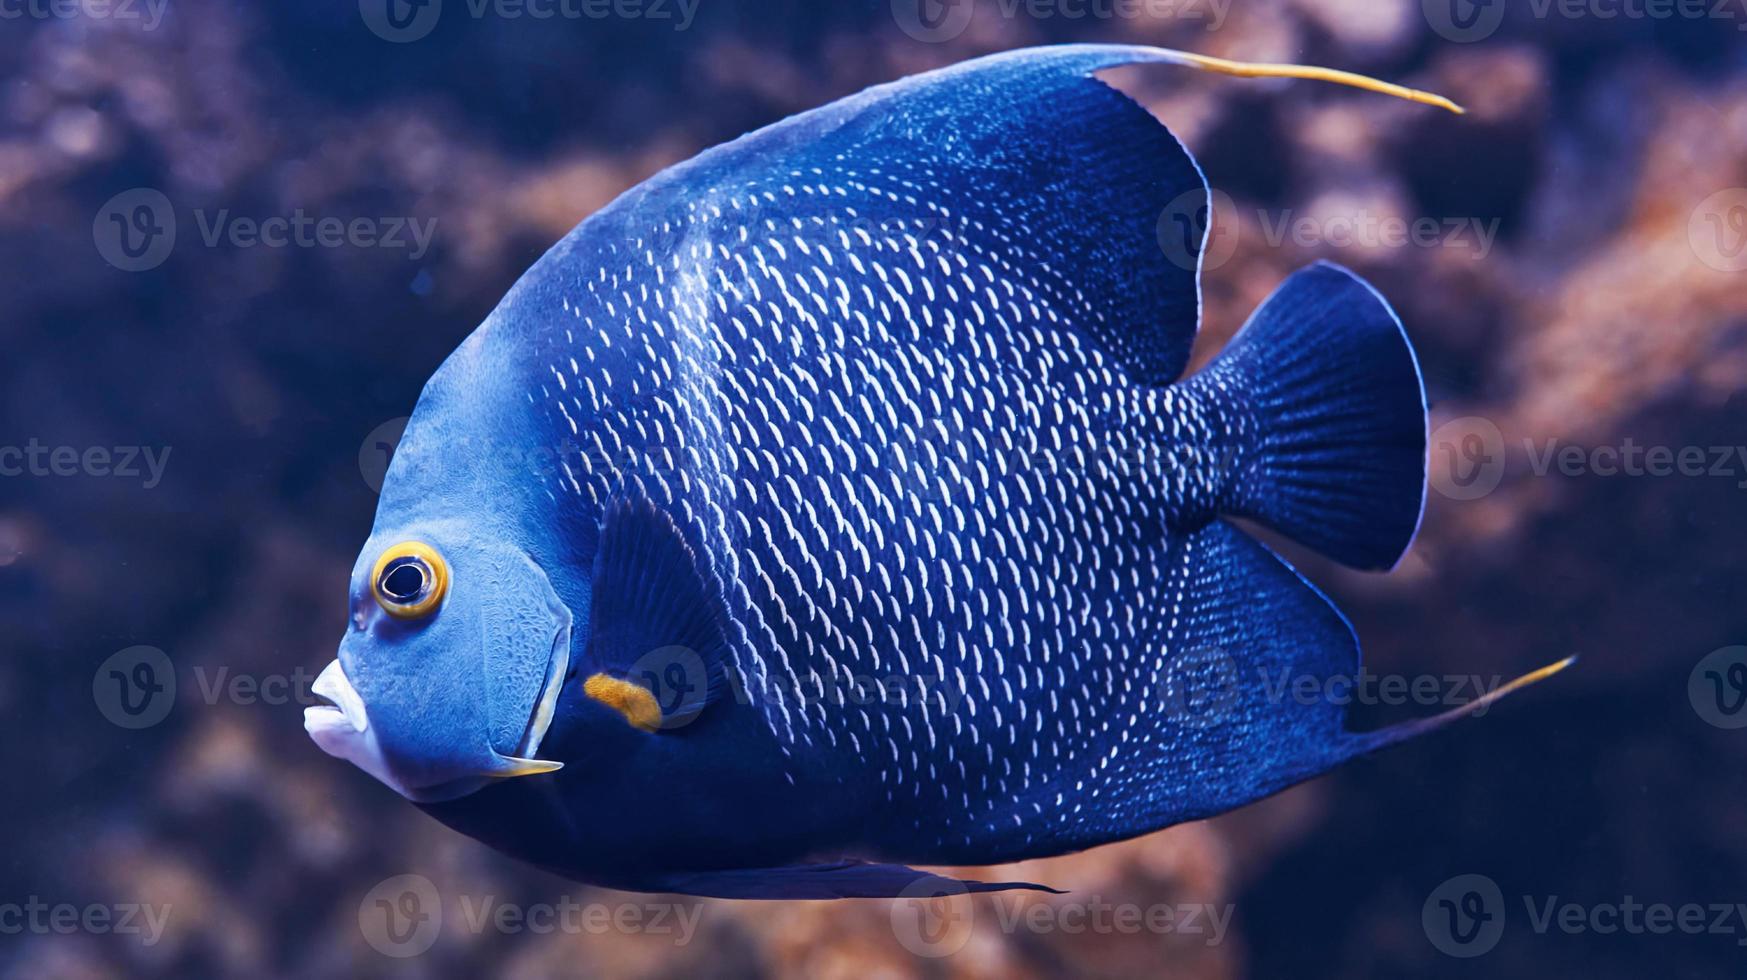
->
[2,1,1744,977]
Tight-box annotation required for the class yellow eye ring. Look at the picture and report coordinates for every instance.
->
[371,541,449,619]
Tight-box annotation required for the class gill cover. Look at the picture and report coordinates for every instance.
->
[333,525,572,801]
[479,545,574,762]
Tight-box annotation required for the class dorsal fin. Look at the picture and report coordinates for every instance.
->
[612,46,1210,384]
[598,45,1457,385]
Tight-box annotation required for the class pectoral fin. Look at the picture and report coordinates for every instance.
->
[583,496,732,732]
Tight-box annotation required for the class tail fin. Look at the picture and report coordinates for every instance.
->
[1201,261,1427,571]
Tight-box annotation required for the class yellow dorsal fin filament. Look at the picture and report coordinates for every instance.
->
[584,673,664,733]
[1161,51,1465,115]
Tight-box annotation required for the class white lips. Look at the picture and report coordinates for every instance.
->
[304,657,564,802]
[304,659,422,800]
[307,659,368,734]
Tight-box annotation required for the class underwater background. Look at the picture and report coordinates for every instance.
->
[2,0,1744,976]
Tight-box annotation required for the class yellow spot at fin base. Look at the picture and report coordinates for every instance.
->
[585,673,664,733]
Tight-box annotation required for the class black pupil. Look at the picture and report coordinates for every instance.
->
[382,561,427,602]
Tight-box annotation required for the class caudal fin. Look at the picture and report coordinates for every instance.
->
[1201,261,1427,570]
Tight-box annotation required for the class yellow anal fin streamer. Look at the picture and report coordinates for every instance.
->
[1351,655,1578,755]
[1161,51,1465,115]
[584,673,664,733]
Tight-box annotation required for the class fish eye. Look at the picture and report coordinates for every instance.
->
[370,542,449,619]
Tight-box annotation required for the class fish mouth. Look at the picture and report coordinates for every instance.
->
[305,659,368,735]
[303,657,564,803]
[303,659,434,800]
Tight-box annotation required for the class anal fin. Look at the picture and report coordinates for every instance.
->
[638,860,1062,900]
[1030,520,1568,854]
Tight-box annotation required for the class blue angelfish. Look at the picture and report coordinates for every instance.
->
[304,45,1570,899]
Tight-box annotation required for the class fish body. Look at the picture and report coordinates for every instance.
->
[306,45,1566,898]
